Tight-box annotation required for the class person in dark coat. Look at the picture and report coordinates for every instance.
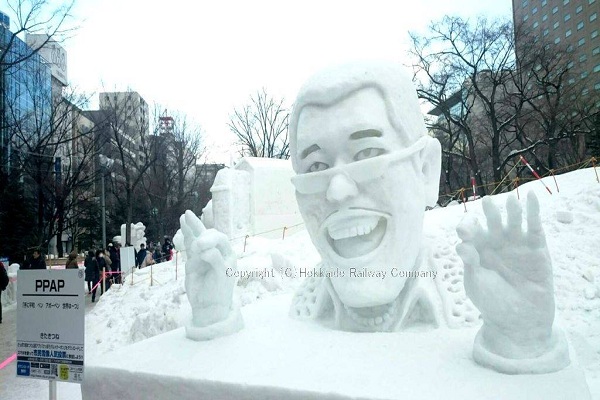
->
[84,251,100,302]
[96,249,109,293]
[136,244,147,268]
[153,247,162,264]
[108,243,121,284]
[162,238,173,261]
[65,251,79,269]
[25,250,47,270]
[0,261,8,323]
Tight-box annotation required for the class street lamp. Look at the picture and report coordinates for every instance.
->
[99,154,114,249]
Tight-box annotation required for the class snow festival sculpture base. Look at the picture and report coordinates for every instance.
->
[80,294,591,400]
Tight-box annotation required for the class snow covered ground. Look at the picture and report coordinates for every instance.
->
[2,167,599,399]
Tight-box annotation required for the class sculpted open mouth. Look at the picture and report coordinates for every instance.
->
[322,210,389,259]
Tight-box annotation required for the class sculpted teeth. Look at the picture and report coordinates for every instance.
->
[329,218,379,240]
[344,301,397,328]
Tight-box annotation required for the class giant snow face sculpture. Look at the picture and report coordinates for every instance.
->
[292,88,438,308]
[178,61,569,376]
[288,63,441,331]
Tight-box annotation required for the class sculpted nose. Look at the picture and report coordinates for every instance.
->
[326,173,359,203]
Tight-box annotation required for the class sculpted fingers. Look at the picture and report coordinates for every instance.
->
[456,214,483,244]
[505,194,523,240]
[180,214,195,250]
[526,191,546,248]
[185,210,206,237]
[456,242,481,305]
[195,229,234,260]
[482,197,503,245]
[199,248,226,270]
[456,242,481,271]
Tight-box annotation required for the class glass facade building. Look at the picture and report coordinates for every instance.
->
[0,22,52,172]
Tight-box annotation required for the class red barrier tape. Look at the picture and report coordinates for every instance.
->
[0,353,16,370]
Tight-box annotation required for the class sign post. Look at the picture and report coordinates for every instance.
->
[16,269,85,398]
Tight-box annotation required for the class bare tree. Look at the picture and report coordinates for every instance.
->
[0,0,76,69]
[142,108,208,239]
[3,69,98,255]
[410,17,531,195]
[411,16,599,201]
[228,88,290,159]
[90,90,157,246]
[510,24,599,172]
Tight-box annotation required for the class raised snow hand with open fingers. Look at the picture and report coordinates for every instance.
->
[456,192,570,374]
[180,210,243,340]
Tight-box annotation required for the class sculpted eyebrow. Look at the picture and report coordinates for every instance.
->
[300,144,321,159]
[349,129,382,140]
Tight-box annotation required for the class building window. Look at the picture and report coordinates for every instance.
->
[543,14,548,21]
[524,14,529,21]
[565,13,571,21]
[590,0,597,4]
[579,37,586,46]
[552,6,559,13]
[563,0,570,3]
[595,82,600,90]
[533,21,539,28]
[542,0,547,5]
[522,0,528,6]
[594,64,600,73]
[568,61,575,68]
[582,88,589,95]
[594,46,600,55]
[554,21,560,29]
[576,5,583,13]
[532,6,538,14]
[581,71,589,78]
[593,30,599,38]
[543,28,549,36]
[591,13,598,22]
[577,21,584,30]
[555,37,561,44]
[566,29,572,37]
[568,77,576,84]
[580,54,587,62]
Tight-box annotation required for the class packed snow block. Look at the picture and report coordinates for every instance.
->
[209,158,304,242]
[211,168,252,242]
[81,294,591,400]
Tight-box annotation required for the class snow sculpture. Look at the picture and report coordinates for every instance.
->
[287,61,442,332]
[456,193,570,374]
[118,222,147,251]
[179,210,243,340]
[178,60,569,375]
[286,61,568,373]
[172,229,186,262]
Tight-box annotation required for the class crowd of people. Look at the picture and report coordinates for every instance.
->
[15,237,175,303]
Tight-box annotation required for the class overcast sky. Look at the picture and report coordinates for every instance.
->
[19,0,512,163]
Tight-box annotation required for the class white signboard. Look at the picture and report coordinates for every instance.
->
[16,269,85,383]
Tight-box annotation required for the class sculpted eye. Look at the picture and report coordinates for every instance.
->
[354,148,386,161]
[307,162,329,173]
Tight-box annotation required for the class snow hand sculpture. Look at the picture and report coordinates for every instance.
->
[456,192,570,374]
[180,210,243,341]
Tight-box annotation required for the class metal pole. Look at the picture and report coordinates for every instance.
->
[101,172,106,249]
[49,380,57,400]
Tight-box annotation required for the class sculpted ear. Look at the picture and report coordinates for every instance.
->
[419,137,442,207]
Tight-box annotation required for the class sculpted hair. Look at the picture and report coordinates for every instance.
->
[289,61,427,171]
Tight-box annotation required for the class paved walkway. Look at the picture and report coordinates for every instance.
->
[0,294,97,400]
